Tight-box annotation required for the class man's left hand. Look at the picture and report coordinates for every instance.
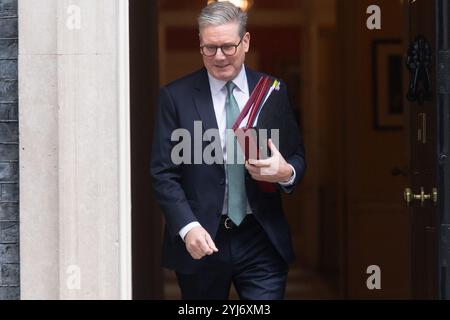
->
[245,139,293,183]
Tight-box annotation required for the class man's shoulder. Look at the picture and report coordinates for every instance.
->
[247,68,281,84]
[163,68,206,92]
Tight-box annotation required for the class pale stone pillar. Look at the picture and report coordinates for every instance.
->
[19,0,131,299]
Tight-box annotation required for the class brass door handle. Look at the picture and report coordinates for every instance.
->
[404,187,437,206]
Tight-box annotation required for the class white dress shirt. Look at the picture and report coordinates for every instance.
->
[179,65,296,240]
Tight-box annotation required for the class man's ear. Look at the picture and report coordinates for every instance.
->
[244,32,251,53]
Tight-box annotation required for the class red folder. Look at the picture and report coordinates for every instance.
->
[232,76,277,193]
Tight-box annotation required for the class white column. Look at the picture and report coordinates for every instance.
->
[19,0,131,299]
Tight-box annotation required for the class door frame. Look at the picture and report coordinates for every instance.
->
[129,0,164,299]
[436,0,450,300]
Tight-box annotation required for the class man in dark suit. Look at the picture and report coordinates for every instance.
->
[151,1,306,300]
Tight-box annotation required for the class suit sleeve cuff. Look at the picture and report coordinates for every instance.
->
[179,222,201,242]
[278,164,296,186]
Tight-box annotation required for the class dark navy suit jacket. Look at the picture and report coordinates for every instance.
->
[151,67,306,273]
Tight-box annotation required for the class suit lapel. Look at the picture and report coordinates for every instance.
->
[193,68,219,132]
[245,67,260,95]
[192,69,224,171]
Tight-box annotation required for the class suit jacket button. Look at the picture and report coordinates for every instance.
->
[220,178,225,185]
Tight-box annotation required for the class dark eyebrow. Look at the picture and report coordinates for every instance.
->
[203,42,238,47]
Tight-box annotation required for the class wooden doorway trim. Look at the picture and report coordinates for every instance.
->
[336,0,358,298]
[129,0,163,299]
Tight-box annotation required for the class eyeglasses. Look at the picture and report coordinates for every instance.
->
[200,36,244,57]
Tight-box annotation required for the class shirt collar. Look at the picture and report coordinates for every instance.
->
[207,65,249,96]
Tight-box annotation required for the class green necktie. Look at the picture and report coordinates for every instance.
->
[225,81,246,226]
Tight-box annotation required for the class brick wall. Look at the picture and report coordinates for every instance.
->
[0,0,19,300]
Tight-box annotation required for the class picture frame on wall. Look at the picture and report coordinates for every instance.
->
[372,39,405,130]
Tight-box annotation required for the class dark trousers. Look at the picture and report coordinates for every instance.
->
[175,215,288,300]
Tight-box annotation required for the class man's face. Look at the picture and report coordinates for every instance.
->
[199,22,250,82]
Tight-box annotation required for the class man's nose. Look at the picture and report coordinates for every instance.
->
[214,48,227,60]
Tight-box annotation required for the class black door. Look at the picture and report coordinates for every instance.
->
[405,0,450,299]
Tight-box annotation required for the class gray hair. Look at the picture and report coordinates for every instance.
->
[198,1,248,38]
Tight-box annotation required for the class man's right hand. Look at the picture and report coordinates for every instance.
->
[184,226,219,260]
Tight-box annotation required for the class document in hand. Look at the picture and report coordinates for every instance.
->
[232,76,301,193]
